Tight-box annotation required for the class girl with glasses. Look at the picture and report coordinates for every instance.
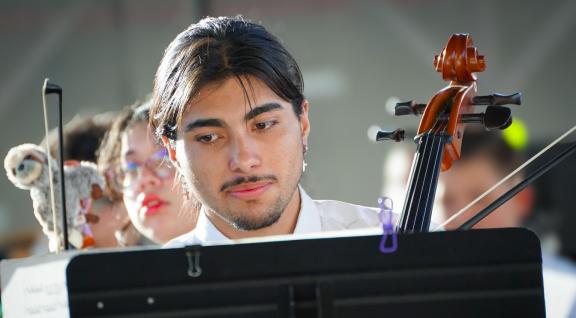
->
[98,101,198,245]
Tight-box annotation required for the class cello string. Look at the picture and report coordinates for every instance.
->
[421,136,445,231]
[416,121,447,232]
[409,133,433,231]
[398,145,418,231]
[399,132,427,231]
[420,127,446,232]
[398,131,420,230]
[410,118,446,231]
[434,122,576,231]
[411,133,436,231]
[41,79,60,253]
[406,132,434,231]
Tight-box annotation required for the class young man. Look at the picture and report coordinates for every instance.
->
[149,16,380,246]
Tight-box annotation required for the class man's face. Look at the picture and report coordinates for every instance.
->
[439,156,531,229]
[168,76,310,231]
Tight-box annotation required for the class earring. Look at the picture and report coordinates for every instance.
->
[302,144,308,172]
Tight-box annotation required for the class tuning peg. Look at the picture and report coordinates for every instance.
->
[376,129,405,142]
[395,101,426,116]
[472,93,521,106]
[499,114,513,129]
[484,106,512,129]
[457,106,511,130]
[446,106,511,129]
[458,113,484,124]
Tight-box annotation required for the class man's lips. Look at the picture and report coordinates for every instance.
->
[226,182,272,199]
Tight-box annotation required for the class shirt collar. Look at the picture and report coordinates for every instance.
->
[292,185,322,234]
[194,205,228,243]
[198,185,322,243]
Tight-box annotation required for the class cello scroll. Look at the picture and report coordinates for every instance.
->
[378,33,521,233]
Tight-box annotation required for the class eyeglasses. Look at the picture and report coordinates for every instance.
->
[119,149,175,189]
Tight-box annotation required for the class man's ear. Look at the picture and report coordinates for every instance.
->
[299,99,310,145]
[161,135,179,169]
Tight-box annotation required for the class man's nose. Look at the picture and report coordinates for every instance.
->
[228,135,261,173]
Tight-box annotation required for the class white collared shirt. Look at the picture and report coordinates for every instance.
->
[164,186,382,248]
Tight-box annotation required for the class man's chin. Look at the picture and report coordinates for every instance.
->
[225,196,275,212]
[228,209,283,232]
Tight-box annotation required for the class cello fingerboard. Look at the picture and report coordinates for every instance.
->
[397,132,446,233]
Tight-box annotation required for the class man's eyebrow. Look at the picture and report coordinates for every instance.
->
[245,103,284,121]
[184,118,226,132]
[183,103,283,132]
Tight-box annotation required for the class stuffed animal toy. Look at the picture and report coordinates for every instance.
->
[4,143,104,252]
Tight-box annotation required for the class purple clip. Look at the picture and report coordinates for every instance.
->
[378,197,398,254]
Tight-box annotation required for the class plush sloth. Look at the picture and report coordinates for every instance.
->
[4,143,105,252]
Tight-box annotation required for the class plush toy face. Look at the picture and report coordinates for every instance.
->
[4,144,47,189]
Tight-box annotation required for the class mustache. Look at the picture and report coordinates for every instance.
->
[220,175,278,192]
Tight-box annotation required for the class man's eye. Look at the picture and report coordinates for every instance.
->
[196,133,219,143]
[255,120,278,130]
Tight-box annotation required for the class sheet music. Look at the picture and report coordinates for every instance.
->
[1,251,79,318]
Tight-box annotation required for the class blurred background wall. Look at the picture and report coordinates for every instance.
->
[1,0,575,257]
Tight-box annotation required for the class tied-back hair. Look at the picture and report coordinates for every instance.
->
[149,15,305,141]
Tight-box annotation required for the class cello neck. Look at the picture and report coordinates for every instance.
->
[397,132,447,233]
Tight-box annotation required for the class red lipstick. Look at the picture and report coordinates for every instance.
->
[138,193,167,217]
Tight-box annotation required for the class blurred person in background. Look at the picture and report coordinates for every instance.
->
[436,127,576,318]
[98,101,198,245]
[437,127,534,230]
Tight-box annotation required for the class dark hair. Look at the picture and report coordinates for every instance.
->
[150,16,305,140]
[42,114,115,162]
[97,101,151,200]
[459,128,523,176]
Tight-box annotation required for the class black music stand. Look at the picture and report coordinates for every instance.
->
[66,228,545,317]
